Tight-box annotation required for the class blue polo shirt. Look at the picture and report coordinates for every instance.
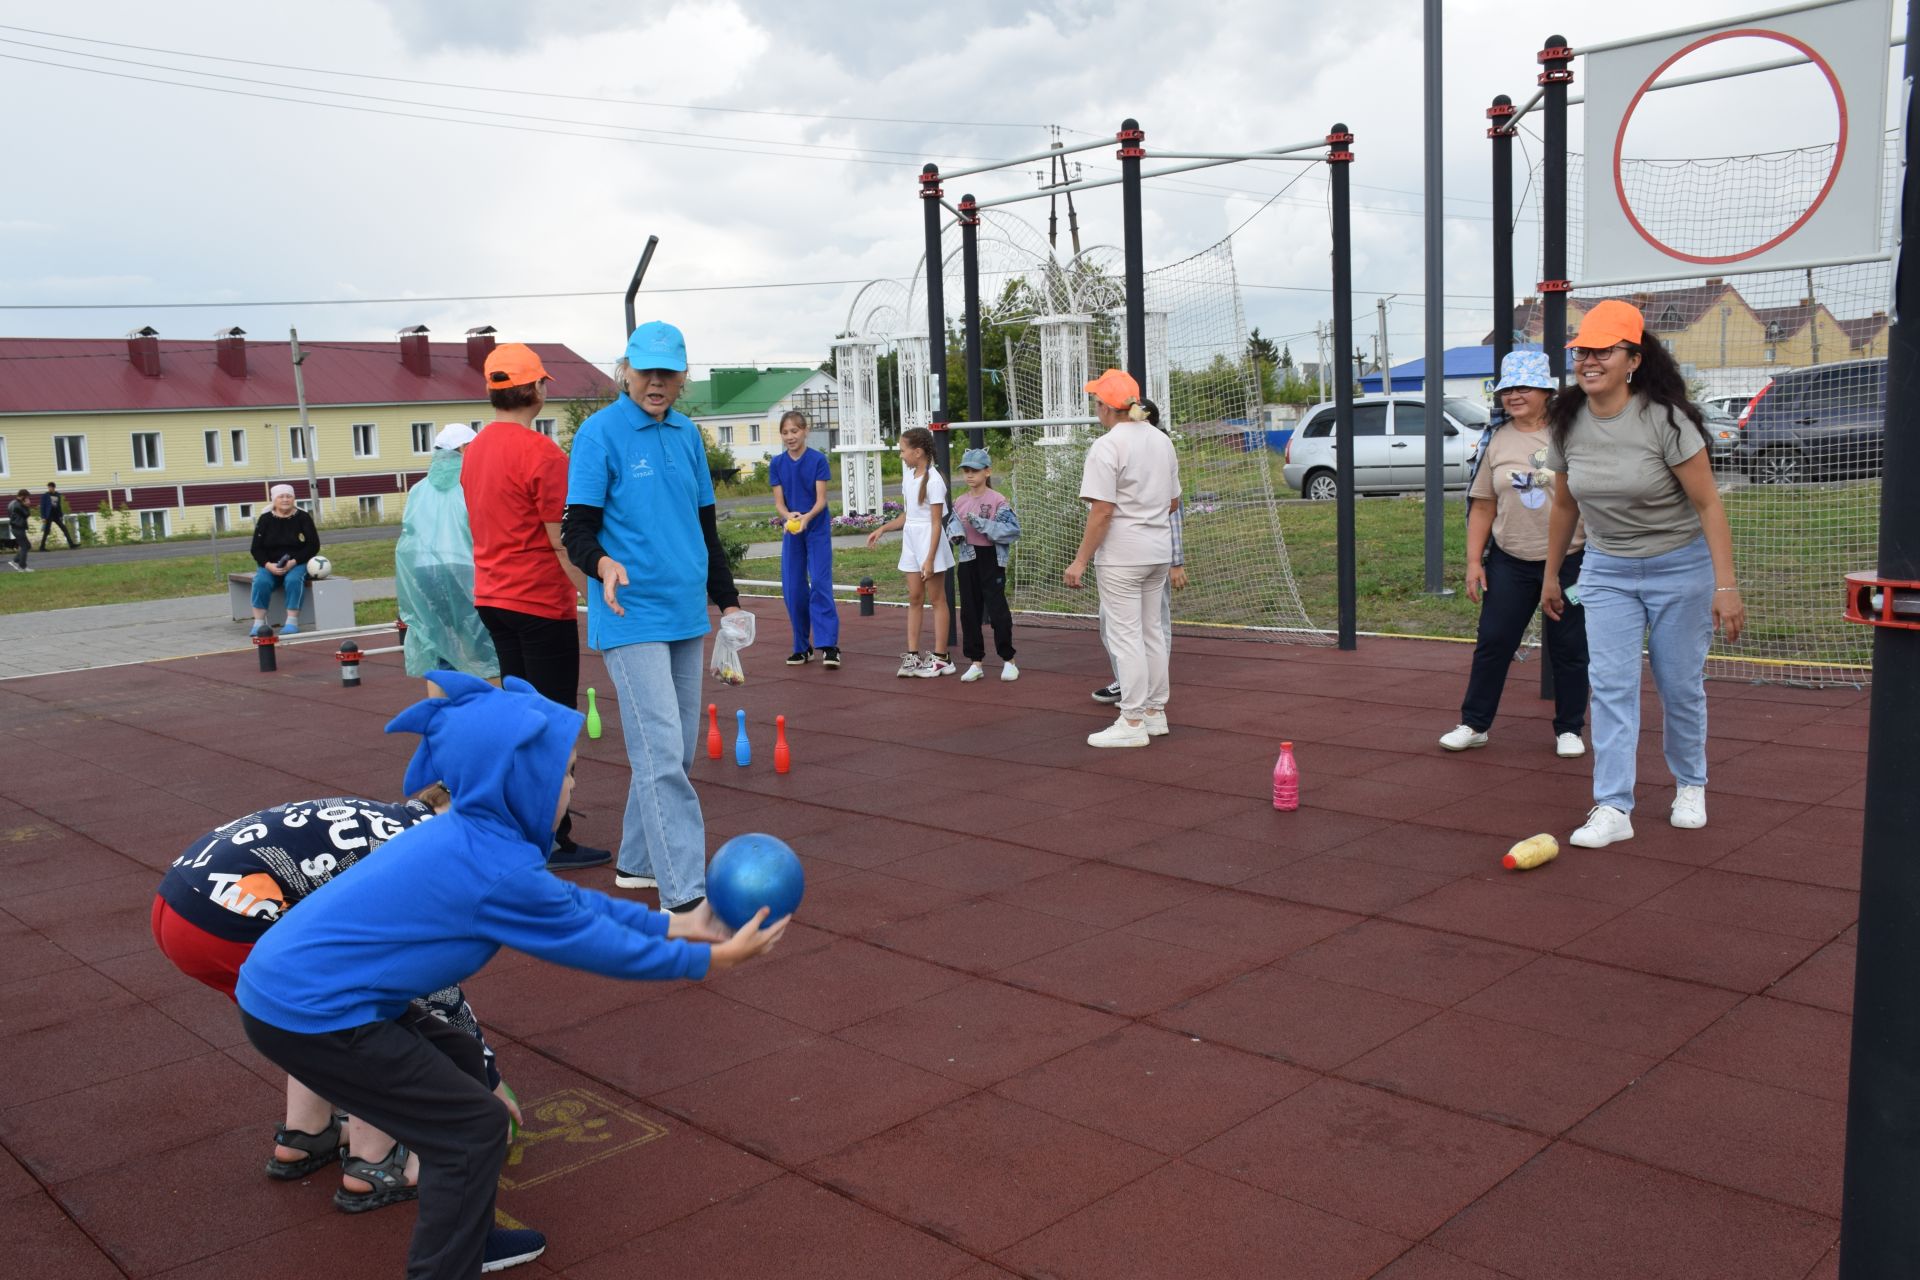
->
[567,397,715,648]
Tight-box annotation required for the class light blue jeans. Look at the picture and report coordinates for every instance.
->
[603,637,707,908]
[251,563,308,613]
[1577,535,1714,812]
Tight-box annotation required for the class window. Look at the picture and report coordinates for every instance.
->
[351,423,377,458]
[358,495,383,520]
[132,432,163,471]
[295,498,314,513]
[410,422,433,454]
[212,504,230,533]
[67,513,94,541]
[54,434,87,474]
[719,424,734,445]
[138,510,169,539]
[289,426,310,462]
[1348,404,1389,436]
[748,423,761,444]
[230,429,248,465]
[236,502,255,522]
[204,430,221,466]
[533,418,556,439]
[0,436,7,476]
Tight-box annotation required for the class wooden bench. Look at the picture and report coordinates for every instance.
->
[228,571,356,632]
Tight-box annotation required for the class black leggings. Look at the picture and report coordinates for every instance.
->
[1459,543,1590,737]
[956,555,1015,662]
[477,605,582,850]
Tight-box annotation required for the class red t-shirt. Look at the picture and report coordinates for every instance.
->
[461,421,576,621]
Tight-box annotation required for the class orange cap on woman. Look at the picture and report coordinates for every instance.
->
[1566,299,1645,349]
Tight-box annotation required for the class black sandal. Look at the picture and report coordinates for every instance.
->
[264,1112,345,1181]
[332,1142,418,1214]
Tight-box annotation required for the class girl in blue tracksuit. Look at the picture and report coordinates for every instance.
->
[769,409,840,668]
[236,672,787,1279]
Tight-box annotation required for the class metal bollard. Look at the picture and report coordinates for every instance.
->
[254,629,278,673]
[336,640,361,688]
[858,576,876,617]
[395,616,408,645]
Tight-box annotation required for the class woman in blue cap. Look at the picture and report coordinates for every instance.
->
[1440,350,1591,757]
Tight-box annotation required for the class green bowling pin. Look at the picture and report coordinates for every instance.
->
[586,687,602,739]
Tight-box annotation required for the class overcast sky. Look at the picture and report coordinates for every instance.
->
[0,0,1904,379]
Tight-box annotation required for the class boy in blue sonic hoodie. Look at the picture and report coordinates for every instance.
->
[237,672,784,1279]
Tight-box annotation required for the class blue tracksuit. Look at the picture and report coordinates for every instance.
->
[769,447,839,652]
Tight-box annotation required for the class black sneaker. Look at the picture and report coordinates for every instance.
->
[1091,683,1122,704]
[821,647,841,669]
[785,648,813,666]
[481,1227,547,1272]
[546,843,611,872]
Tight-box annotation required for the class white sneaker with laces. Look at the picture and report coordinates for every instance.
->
[1000,661,1020,682]
[1439,724,1488,752]
[1670,785,1707,829]
[896,652,923,678]
[1570,804,1635,848]
[917,655,956,678]
[960,662,985,683]
[1087,715,1150,748]
[1142,709,1169,737]
[1555,733,1586,758]
[613,870,657,889]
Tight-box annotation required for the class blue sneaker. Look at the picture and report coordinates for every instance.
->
[546,842,611,872]
[248,621,269,638]
[481,1227,547,1272]
[279,620,300,636]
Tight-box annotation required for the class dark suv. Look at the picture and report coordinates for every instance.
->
[1734,357,1886,484]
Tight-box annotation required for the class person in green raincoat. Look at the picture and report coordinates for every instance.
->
[396,424,500,697]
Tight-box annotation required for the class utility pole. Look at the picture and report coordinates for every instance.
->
[1315,323,1329,401]
[1808,267,1821,364]
[1376,296,1394,393]
[288,328,322,523]
[1720,305,1730,369]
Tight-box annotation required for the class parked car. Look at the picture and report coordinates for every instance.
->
[1734,357,1886,484]
[1701,392,1757,419]
[1282,395,1489,500]
[1702,406,1740,472]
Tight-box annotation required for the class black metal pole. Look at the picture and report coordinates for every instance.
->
[1839,7,1920,1272]
[623,235,659,338]
[1489,95,1516,377]
[960,194,985,450]
[920,164,956,654]
[1119,119,1148,388]
[1539,39,1573,704]
[1329,123,1357,651]
[1421,0,1449,598]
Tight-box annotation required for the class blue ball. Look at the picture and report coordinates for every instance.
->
[707,833,805,930]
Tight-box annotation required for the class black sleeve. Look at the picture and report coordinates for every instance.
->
[302,511,320,556]
[249,517,270,567]
[562,504,609,579]
[700,505,740,611]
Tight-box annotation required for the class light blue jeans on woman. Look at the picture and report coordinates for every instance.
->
[1577,535,1714,813]
[250,563,308,613]
[603,636,708,909]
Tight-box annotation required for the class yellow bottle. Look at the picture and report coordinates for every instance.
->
[1503,833,1559,871]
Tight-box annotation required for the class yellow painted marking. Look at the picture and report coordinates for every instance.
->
[495,1087,668,1191]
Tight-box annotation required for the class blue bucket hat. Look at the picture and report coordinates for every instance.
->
[959,447,992,470]
[1493,349,1556,393]
[625,321,687,372]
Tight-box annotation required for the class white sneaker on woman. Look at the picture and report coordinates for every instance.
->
[1555,733,1586,758]
[1570,804,1635,848]
[1670,785,1707,829]
[1142,709,1169,737]
[960,662,985,683]
[917,655,956,678]
[1087,716,1150,748]
[1000,661,1020,682]
[1439,724,1488,751]
[896,653,923,678]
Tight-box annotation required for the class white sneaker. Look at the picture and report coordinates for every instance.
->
[1087,715,1150,748]
[960,662,985,683]
[1670,785,1707,829]
[1439,724,1488,752]
[896,652,923,678]
[1000,661,1020,682]
[1555,733,1586,758]
[1142,709,1169,737]
[613,870,657,889]
[917,655,956,678]
[1570,804,1635,849]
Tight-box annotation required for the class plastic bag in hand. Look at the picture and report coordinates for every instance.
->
[710,610,756,685]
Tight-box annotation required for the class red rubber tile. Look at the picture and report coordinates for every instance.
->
[707,938,965,1032]
[1191,1077,1544,1238]
[1673,995,1850,1101]
[0,921,82,984]
[529,986,810,1096]
[999,1158,1405,1280]
[1638,868,1857,942]
[873,900,1102,975]
[1196,803,1392,852]
[997,930,1248,1018]
[0,1144,39,1201]
[806,1093,1164,1255]
[652,1035,969,1166]
[1126,889,1359,964]
[1106,829,1294,886]
[565,1174,976,1280]
[1370,1246,1509,1279]
[1804,1242,1842,1280]
[1154,968,1440,1072]
[996,809,1185,858]
[17,1191,123,1279]
[1455,955,1740,1058]
[0,1002,214,1107]
[1342,1010,1656,1135]
[1239,855,1455,916]
[1713,832,1861,892]
[1773,802,1864,850]
[1359,753,1537,794]
[1331,822,1515,879]
[0,964,140,1036]
[781,814,967,870]
[837,978,1124,1086]
[6,869,161,963]
[458,957,687,1040]
[992,862,1214,928]
[881,838,1076,895]
[1492,845,1698,906]
[1710,749,1863,804]
[1571,1060,1845,1216]
[1430,1142,1835,1280]
[1386,878,1628,951]
[1280,919,1534,1008]
[1769,938,1857,1014]
[797,869,968,937]
[1557,906,1823,993]
[0,829,139,898]
[994,1022,1314,1156]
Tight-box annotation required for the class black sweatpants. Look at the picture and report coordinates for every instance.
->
[243,1005,507,1280]
[956,555,1015,663]
[1459,542,1590,737]
[476,604,583,851]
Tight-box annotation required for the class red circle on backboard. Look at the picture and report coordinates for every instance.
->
[1611,27,1849,265]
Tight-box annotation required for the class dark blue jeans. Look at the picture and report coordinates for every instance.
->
[1460,542,1589,737]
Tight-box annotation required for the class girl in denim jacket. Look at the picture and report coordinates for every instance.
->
[952,446,1022,682]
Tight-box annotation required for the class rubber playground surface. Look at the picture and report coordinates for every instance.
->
[1,598,1864,1279]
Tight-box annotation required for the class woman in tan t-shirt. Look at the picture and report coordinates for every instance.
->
[1441,351,1591,759]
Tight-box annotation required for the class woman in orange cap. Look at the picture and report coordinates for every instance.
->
[1540,300,1745,849]
[1066,369,1181,747]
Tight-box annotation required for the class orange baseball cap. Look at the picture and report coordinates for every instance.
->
[484,342,552,390]
[1567,299,1645,350]
[1084,368,1142,410]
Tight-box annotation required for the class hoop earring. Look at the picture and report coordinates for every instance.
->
[1627,369,1634,385]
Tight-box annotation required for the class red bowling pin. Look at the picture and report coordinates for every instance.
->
[1272,741,1299,811]
[774,715,790,774]
[707,703,722,760]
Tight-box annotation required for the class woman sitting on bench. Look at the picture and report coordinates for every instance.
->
[249,484,322,636]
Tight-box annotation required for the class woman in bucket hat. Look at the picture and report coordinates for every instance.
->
[1440,350,1591,758]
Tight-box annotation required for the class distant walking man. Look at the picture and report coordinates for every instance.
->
[39,482,75,550]
[8,489,33,572]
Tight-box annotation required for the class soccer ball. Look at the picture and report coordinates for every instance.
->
[306,555,332,579]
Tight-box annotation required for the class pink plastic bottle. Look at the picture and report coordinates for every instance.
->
[1272,741,1299,811]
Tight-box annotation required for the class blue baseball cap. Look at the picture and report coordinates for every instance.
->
[959,447,992,470]
[1493,349,1556,393]
[625,321,687,372]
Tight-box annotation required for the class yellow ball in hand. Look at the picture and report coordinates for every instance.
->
[785,516,804,535]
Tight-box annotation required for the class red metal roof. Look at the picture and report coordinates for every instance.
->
[0,336,614,415]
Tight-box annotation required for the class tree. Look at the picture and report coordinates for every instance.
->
[1247,328,1281,402]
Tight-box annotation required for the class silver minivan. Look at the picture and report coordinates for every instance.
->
[1281,394,1490,499]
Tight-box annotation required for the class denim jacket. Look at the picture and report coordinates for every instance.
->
[952,501,1021,567]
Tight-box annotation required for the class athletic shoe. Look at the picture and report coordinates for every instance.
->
[249,621,269,637]
[547,843,611,872]
[1000,661,1020,681]
[918,655,956,678]
[613,869,657,889]
[1570,804,1635,849]
[821,647,841,669]
[1142,709,1169,737]
[785,649,812,666]
[1670,785,1708,829]
[1555,733,1586,758]
[960,663,986,683]
[1091,682,1121,704]
[279,621,301,636]
[1087,716,1150,748]
[1439,724,1488,752]
[896,652,923,678]
[481,1227,548,1273]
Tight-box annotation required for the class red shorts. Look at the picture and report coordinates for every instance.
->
[150,896,254,1001]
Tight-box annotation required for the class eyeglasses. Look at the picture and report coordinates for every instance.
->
[1570,344,1631,364]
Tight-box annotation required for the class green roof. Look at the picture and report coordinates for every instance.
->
[679,366,817,419]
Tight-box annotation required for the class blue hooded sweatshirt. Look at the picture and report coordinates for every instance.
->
[236,672,710,1034]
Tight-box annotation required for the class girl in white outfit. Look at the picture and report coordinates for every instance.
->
[867,426,956,676]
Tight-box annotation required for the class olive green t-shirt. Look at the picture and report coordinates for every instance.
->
[1544,395,1705,558]
[1468,423,1583,562]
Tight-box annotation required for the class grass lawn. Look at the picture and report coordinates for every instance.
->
[0,541,402,616]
